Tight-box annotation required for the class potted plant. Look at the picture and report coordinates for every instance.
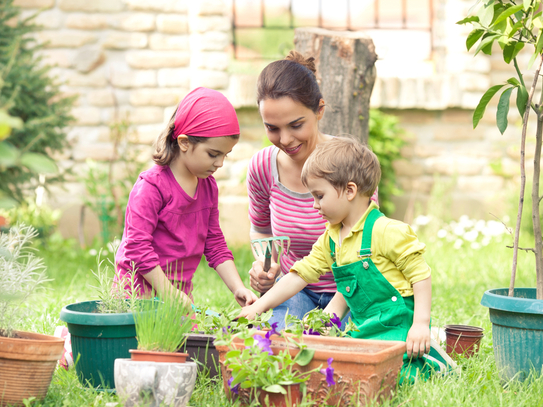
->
[59,255,143,389]
[458,0,543,381]
[216,324,319,406]
[114,290,197,407]
[0,224,65,406]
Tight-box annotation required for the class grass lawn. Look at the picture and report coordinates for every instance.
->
[12,231,543,407]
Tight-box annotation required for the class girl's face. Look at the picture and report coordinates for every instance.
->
[259,97,324,163]
[178,136,238,179]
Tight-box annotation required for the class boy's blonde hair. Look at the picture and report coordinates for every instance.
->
[301,136,381,197]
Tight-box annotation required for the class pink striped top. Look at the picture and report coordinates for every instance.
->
[247,146,336,293]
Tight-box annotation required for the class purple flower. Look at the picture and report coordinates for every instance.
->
[266,322,280,339]
[254,334,273,355]
[330,313,341,329]
[303,328,321,336]
[227,376,240,394]
[320,357,335,387]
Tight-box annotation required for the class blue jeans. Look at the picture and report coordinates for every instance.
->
[269,286,352,330]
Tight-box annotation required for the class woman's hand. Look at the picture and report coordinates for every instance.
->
[248,259,281,294]
[233,287,258,306]
[406,322,431,359]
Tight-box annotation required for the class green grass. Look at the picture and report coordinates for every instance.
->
[10,232,542,406]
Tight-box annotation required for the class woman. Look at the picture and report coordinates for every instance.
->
[247,51,377,328]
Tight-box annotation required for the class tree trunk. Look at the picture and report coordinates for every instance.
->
[294,27,377,144]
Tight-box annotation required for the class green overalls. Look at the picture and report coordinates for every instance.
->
[330,208,439,383]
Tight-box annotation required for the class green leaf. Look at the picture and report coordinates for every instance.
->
[492,4,524,27]
[516,84,529,119]
[466,29,485,50]
[262,384,286,394]
[0,141,19,167]
[20,153,58,174]
[0,196,17,209]
[524,0,531,11]
[474,33,500,55]
[456,16,480,25]
[503,41,525,63]
[294,348,315,367]
[508,20,524,37]
[528,29,543,69]
[497,87,513,134]
[506,77,521,87]
[473,84,506,128]
[478,1,495,26]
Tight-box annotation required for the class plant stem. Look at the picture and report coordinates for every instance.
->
[509,55,543,297]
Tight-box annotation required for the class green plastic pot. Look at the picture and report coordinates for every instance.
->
[481,288,543,382]
[60,300,140,389]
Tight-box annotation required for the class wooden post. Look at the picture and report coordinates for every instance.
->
[294,27,377,144]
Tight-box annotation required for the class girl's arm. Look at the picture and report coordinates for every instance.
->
[215,259,258,306]
[323,291,349,319]
[406,276,431,359]
[238,272,308,320]
[143,265,192,308]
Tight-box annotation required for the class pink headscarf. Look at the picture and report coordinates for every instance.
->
[173,87,240,139]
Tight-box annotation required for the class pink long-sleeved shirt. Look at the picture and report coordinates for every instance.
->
[115,165,233,296]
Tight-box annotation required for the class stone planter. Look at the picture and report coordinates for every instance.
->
[0,331,65,407]
[114,359,197,407]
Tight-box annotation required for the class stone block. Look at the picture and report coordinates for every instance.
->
[149,34,189,50]
[394,110,436,125]
[119,107,164,124]
[125,0,188,12]
[239,126,265,142]
[126,51,189,69]
[40,49,74,68]
[110,68,156,88]
[72,141,116,161]
[227,74,258,108]
[457,175,505,193]
[67,126,110,143]
[13,0,54,8]
[157,68,190,87]
[424,155,487,176]
[190,69,229,90]
[190,51,228,70]
[189,0,227,16]
[217,180,248,197]
[397,175,434,194]
[440,109,473,124]
[433,124,485,141]
[190,32,229,52]
[392,159,424,177]
[189,16,230,33]
[65,14,111,30]
[156,14,189,34]
[37,31,97,48]
[74,47,105,73]
[71,107,102,125]
[132,124,164,144]
[120,13,155,32]
[228,142,255,161]
[59,0,123,12]
[130,88,185,106]
[413,144,444,158]
[24,9,61,29]
[88,90,116,107]
[399,145,414,159]
[103,32,148,49]
[65,70,107,87]
[218,196,250,245]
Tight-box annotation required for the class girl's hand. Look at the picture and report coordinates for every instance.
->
[406,322,431,359]
[237,304,259,321]
[233,287,258,306]
[248,259,281,294]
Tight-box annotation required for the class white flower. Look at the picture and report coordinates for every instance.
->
[483,220,506,237]
[482,236,491,246]
[107,238,122,253]
[414,215,432,226]
[453,225,465,236]
[463,230,479,242]
[89,249,98,256]
[475,220,486,231]
[503,215,510,223]
[437,229,448,238]
[453,239,463,249]
[471,242,481,250]
[102,250,109,256]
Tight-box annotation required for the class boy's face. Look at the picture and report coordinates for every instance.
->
[306,176,349,225]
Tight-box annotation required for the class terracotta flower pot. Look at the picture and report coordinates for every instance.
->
[258,383,302,407]
[0,330,65,407]
[130,349,189,363]
[444,325,484,358]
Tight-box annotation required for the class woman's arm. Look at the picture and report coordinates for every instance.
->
[215,259,258,306]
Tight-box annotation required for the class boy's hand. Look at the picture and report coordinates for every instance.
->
[237,304,260,321]
[406,322,430,359]
[233,287,258,307]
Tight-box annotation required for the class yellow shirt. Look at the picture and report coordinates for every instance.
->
[291,202,431,297]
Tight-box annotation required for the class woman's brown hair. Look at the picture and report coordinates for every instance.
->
[257,50,322,113]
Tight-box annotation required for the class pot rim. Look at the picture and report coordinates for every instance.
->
[60,300,155,326]
[481,288,543,314]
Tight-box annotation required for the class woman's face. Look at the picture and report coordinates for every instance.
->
[259,97,324,163]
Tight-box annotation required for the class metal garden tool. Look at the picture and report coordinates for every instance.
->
[250,236,291,273]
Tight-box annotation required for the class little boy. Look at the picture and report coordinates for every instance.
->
[240,136,447,382]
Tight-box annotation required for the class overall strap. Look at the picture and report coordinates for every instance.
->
[358,209,384,258]
[329,236,336,260]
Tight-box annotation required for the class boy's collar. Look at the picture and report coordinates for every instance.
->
[328,201,380,236]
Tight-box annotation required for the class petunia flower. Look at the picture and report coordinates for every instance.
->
[303,328,321,336]
[254,334,273,355]
[227,376,240,394]
[330,313,341,329]
[266,322,280,339]
[320,357,335,387]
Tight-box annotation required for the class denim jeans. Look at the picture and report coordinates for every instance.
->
[269,285,352,330]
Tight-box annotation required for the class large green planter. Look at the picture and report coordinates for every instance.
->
[60,300,139,389]
[481,288,543,382]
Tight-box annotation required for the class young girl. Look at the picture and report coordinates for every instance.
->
[115,87,257,307]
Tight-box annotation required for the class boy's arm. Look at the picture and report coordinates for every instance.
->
[215,259,258,306]
[323,291,349,319]
[238,272,308,320]
[406,275,431,358]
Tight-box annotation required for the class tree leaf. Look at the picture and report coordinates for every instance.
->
[478,1,495,26]
[473,84,506,128]
[508,20,524,37]
[466,29,485,50]
[497,87,513,134]
[456,16,480,25]
[503,41,525,63]
[516,84,529,119]
[524,0,532,11]
[294,348,315,367]
[20,152,58,174]
[0,141,18,167]
[474,33,500,55]
[492,4,524,27]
